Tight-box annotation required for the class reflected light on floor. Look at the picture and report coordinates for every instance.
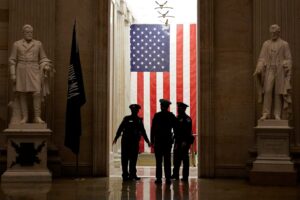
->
[119,178,197,200]
[1,177,299,200]
[0,178,198,200]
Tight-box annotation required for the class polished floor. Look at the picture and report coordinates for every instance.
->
[110,166,198,179]
[0,164,298,200]
[0,177,300,200]
[1,157,298,199]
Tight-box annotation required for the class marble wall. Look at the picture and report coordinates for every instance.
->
[0,0,8,147]
[54,0,95,175]
[199,0,254,178]
[214,0,254,177]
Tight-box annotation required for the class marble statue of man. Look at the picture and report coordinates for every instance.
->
[9,24,52,124]
[254,24,292,120]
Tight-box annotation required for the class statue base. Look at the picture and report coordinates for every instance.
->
[8,123,47,129]
[250,120,297,185]
[1,182,51,200]
[1,124,52,182]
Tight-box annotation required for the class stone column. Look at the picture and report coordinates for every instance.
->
[124,10,133,108]
[108,0,116,170]
[199,0,215,178]
[0,1,9,147]
[119,0,126,116]
[92,0,110,176]
[110,0,130,158]
[111,0,121,155]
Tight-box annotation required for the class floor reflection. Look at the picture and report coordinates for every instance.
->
[0,178,198,200]
[0,177,299,200]
[120,179,196,200]
[172,181,189,200]
[1,182,51,200]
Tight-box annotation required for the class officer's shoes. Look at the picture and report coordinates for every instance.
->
[166,179,172,184]
[155,179,162,184]
[129,176,141,181]
[181,178,188,182]
[171,175,179,180]
[122,177,131,181]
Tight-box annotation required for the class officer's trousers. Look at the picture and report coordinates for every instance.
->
[154,144,172,180]
[172,144,190,179]
[121,140,139,179]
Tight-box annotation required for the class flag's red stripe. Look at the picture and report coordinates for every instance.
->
[136,178,143,199]
[150,72,157,153]
[163,72,170,100]
[190,24,197,152]
[150,180,156,199]
[176,24,184,104]
[137,72,144,152]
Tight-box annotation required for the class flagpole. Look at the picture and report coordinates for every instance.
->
[76,154,79,178]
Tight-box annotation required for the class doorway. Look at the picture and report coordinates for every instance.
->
[108,0,198,179]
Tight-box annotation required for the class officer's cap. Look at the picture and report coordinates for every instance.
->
[159,99,171,106]
[129,104,141,110]
[177,102,189,108]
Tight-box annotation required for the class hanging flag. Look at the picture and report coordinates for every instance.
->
[64,22,86,155]
[130,24,197,153]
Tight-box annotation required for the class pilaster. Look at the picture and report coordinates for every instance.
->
[92,0,110,176]
[199,0,215,178]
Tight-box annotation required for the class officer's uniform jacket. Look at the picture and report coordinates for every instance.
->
[114,115,150,147]
[151,111,176,147]
[174,113,193,145]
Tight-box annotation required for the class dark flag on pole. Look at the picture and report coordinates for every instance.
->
[64,22,86,155]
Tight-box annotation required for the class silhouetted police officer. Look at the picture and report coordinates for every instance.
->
[151,99,177,184]
[171,102,194,181]
[113,104,150,181]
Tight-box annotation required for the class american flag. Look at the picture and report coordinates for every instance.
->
[130,24,197,153]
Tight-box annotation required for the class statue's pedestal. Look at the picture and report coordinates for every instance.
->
[250,120,297,185]
[1,124,52,182]
[1,182,51,200]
